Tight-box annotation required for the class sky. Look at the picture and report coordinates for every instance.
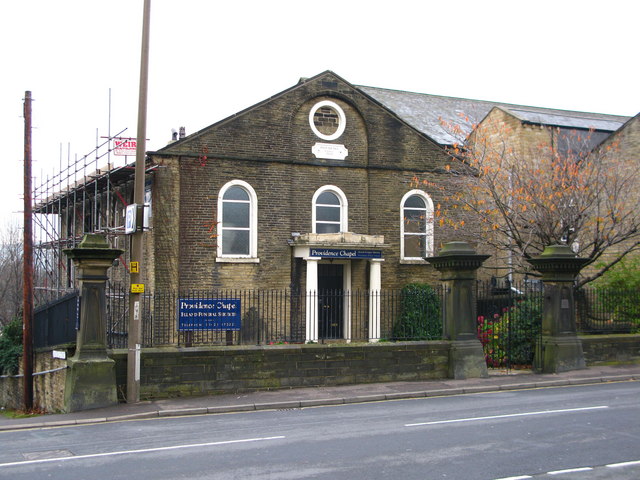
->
[2,0,639,229]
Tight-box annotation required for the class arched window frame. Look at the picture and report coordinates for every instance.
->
[400,190,434,261]
[312,185,348,234]
[216,180,259,262]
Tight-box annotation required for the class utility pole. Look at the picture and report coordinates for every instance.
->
[127,0,151,403]
[22,91,34,411]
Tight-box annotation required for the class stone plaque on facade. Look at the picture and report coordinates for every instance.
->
[312,143,348,160]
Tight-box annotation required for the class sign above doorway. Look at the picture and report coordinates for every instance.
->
[310,248,382,259]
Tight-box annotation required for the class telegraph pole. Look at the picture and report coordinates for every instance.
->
[22,91,34,411]
[127,0,151,403]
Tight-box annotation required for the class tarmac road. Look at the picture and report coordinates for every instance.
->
[1,381,639,479]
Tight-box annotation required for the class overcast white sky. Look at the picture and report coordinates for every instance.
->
[2,0,638,228]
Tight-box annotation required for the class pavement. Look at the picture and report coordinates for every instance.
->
[1,364,638,432]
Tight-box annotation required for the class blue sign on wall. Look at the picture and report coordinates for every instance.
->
[178,298,241,331]
[310,248,382,259]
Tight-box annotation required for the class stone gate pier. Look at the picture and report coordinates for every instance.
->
[63,234,123,412]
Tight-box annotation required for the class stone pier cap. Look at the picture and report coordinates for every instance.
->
[527,244,589,282]
[427,241,490,272]
[63,234,123,262]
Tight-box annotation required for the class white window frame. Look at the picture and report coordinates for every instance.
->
[312,185,348,234]
[400,189,434,261]
[308,100,346,141]
[216,180,259,263]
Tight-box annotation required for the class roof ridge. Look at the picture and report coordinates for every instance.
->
[357,85,630,120]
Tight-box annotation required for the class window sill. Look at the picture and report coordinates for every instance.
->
[215,257,260,264]
[400,259,430,265]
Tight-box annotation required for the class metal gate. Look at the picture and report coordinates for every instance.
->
[476,280,542,370]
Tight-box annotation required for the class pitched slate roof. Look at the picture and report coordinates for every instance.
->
[357,85,631,146]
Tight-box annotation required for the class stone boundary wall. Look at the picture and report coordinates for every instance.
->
[5,336,639,408]
[110,342,451,400]
[581,334,640,366]
[33,349,70,413]
[0,376,21,410]
[0,348,70,411]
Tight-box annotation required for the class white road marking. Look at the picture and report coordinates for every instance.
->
[606,460,640,468]
[0,435,286,468]
[405,405,608,427]
[548,467,593,475]
[494,459,640,479]
[494,476,533,480]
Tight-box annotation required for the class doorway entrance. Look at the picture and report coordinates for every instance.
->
[318,263,343,339]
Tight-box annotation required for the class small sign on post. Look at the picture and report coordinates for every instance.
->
[131,283,145,294]
[125,204,137,234]
[130,261,140,273]
[125,204,147,234]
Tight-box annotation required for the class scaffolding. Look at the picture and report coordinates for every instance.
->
[32,128,141,306]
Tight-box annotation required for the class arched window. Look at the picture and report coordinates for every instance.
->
[312,186,348,234]
[400,190,434,260]
[217,180,258,259]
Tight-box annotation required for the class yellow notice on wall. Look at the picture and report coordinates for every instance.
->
[131,283,145,293]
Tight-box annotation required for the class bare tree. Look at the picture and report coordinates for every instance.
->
[438,112,640,286]
[0,222,23,327]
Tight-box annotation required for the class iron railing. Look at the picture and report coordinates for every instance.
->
[104,286,445,348]
[33,291,79,349]
[576,287,640,334]
[34,283,639,353]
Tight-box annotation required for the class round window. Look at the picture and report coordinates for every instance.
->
[308,100,346,141]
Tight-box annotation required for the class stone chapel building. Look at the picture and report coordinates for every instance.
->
[36,70,633,345]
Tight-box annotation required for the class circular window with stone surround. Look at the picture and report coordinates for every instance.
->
[309,100,346,141]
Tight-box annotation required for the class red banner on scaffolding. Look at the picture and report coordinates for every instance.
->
[113,138,137,156]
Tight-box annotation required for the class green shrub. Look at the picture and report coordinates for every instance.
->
[590,257,640,332]
[477,297,542,368]
[392,283,442,340]
[593,255,640,290]
[0,318,23,375]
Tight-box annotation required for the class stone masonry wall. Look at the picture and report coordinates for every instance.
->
[111,342,451,400]
[106,334,640,401]
[32,349,69,413]
[151,72,473,293]
[1,348,70,412]
[0,376,21,410]
[581,334,640,366]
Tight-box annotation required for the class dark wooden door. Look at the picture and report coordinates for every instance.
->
[318,264,343,339]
